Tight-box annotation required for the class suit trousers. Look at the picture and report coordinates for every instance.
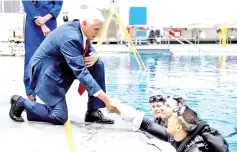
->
[87,59,106,111]
[22,97,68,125]
[22,59,106,125]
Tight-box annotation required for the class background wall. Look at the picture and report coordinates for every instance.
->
[0,0,237,42]
[58,0,237,26]
[0,0,236,27]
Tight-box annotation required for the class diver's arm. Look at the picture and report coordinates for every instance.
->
[111,101,169,141]
[140,117,169,141]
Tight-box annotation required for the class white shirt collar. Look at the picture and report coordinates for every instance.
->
[80,27,87,48]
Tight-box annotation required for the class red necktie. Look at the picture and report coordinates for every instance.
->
[78,40,89,95]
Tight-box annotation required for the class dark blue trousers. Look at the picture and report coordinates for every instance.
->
[87,60,106,111]
[20,60,106,125]
[20,97,68,125]
[24,43,39,96]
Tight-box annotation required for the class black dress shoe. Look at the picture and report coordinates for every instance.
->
[9,95,24,122]
[85,110,114,124]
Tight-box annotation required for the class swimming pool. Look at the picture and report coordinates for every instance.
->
[101,53,237,151]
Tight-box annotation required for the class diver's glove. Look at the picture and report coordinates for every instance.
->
[145,138,177,152]
[111,100,144,131]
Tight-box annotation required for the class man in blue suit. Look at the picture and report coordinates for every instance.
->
[22,0,63,101]
[9,8,118,125]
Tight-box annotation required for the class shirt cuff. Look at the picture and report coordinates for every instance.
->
[93,90,101,97]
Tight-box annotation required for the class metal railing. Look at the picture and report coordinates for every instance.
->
[121,24,208,55]
[164,29,208,55]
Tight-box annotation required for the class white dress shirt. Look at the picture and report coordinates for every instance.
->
[81,27,87,49]
[80,27,101,97]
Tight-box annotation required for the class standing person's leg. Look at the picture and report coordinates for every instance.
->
[85,60,114,124]
[9,95,68,125]
[23,43,38,101]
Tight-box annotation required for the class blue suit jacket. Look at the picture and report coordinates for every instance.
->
[27,20,100,106]
[22,0,63,45]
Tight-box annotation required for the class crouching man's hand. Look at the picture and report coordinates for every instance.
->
[96,90,120,113]
[84,52,99,67]
[106,99,120,114]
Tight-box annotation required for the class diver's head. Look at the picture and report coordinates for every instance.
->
[169,95,187,106]
[167,106,199,141]
[149,95,166,118]
[160,98,178,120]
[160,95,187,121]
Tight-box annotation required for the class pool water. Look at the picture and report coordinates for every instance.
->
[101,53,237,151]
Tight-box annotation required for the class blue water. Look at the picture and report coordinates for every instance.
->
[101,53,237,151]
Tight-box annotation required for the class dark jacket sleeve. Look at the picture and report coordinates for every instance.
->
[22,0,40,19]
[140,117,169,142]
[60,39,101,95]
[50,0,63,19]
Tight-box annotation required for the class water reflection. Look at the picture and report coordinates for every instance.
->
[101,54,237,151]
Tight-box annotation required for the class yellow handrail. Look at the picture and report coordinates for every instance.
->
[96,10,115,47]
[219,26,228,48]
[95,4,147,71]
[114,11,147,71]
[220,21,237,47]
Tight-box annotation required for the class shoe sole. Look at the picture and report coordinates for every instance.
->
[85,119,114,124]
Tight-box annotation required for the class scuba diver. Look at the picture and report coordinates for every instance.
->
[112,97,229,152]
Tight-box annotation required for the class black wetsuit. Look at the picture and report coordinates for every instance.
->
[140,117,229,152]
